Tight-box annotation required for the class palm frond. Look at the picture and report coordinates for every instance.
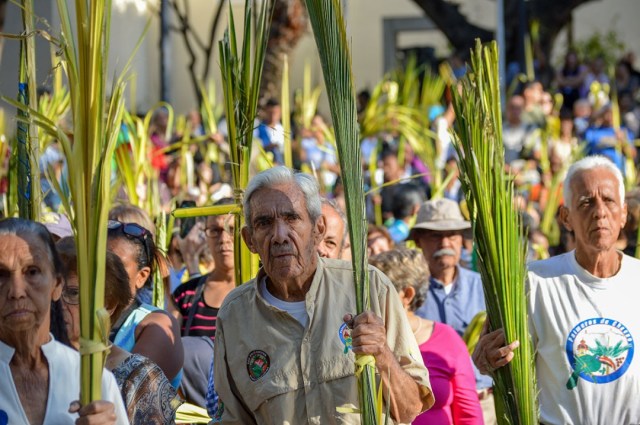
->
[294,61,322,130]
[303,0,380,423]
[451,40,538,424]
[214,0,272,286]
[282,54,292,169]
[27,0,139,403]
[16,0,41,220]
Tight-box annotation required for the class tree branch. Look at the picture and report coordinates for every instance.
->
[170,0,207,52]
[168,0,202,106]
[202,1,226,83]
[410,0,493,52]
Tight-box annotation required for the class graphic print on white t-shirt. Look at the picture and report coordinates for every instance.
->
[565,317,634,390]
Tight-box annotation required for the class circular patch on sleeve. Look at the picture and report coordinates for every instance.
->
[246,350,271,381]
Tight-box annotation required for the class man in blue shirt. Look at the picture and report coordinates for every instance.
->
[410,198,496,424]
[584,104,636,174]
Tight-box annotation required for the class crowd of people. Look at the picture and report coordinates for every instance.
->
[1,49,640,424]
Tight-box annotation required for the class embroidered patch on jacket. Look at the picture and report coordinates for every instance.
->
[211,401,224,422]
[339,322,353,353]
[247,350,271,381]
[0,410,7,425]
[565,317,634,390]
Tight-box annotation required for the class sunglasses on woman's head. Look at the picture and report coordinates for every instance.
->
[107,220,149,238]
[107,220,152,264]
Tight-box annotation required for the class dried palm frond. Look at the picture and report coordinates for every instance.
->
[360,74,441,194]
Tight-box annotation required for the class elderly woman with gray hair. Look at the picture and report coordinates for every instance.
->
[0,218,128,425]
[370,247,482,424]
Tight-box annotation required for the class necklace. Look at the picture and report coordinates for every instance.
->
[412,317,423,335]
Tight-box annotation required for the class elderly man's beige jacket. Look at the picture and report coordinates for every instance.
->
[213,257,434,424]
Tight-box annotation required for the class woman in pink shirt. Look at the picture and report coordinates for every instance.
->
[370,248,483,424]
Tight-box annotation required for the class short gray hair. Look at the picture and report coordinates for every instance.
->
[243,166,322,227]
[321,198,348,247]
[563,156,625,208]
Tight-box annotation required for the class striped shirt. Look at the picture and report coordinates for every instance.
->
[172,275,219,340]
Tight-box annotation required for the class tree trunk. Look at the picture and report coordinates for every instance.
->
[259,0,308,107]
[409,0,494,55]
[410,0,595,76]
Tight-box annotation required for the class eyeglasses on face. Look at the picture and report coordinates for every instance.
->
[62,285,79,305]
[204,225,234,238]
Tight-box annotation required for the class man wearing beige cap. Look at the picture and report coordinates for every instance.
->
[409,198,496,424]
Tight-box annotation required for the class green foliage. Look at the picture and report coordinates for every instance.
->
[360,59,443,195]
[462,311,487,356]
[452,40,538,424]
[303,0,383,423]
[8,0,146,403]
[16,0,41,221]
[293,61,322,131]
[573,30,625,68]
[217,0,272,285]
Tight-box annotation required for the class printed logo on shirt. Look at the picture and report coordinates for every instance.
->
[0,410,7,425]
[339,322,352,353]
[246,350,270,382]
[565,317,634,390]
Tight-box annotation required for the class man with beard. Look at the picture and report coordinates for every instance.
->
[212,166,433,424]
[409,198,495,424]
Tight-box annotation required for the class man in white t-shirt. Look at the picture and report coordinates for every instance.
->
[473,156,640,424]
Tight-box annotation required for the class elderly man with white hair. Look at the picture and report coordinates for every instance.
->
[474,156,640,424]
[212,166,434,424]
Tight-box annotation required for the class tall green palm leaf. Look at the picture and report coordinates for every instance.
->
[451,40,538,424]
[303,0,380,423]
[282,54,292,169]
[55,0,133,403]
[293,61,322,131]
[8,0,143,403]
[176,0,272,286]
[215,0,271,286]
[16,0,41,220]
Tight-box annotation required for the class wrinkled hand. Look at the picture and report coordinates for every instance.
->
[472,323,520,375]
[69,400,117,425]
[344,312,392,367]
